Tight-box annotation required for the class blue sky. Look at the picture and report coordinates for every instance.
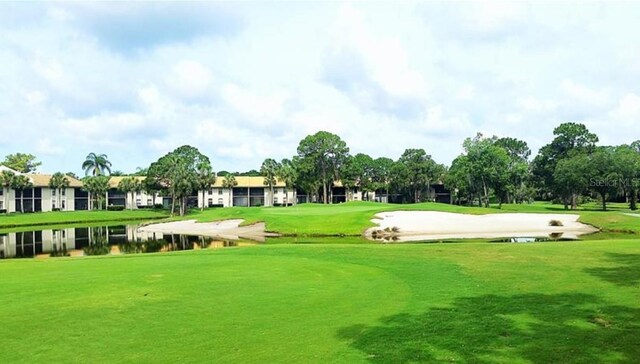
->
[1,1,639,175]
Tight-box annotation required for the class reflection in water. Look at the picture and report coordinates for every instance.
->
[0,225,241,259]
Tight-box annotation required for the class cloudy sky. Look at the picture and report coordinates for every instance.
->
[1,1,639,175]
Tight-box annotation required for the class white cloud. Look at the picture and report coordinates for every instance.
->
[168,60,213,98]
[561,79,609,107]
[609,93,640,122]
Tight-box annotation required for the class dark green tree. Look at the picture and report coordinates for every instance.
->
[296,131,349,204]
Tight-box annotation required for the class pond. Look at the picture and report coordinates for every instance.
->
[0,224,247,259]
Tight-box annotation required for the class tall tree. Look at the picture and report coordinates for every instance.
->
[0,170,16,211]
[82,176,110,210]
[553,153,590,210]
[48,172,70,210]
[222,173,238,207]
[391,149,439,203]
[1,153,41,173]
[10,175,33,212]
[276,159,297,207]
[445,155,475,205]
[260,158,280,207]
[588,147,621,211]
[495,137,532,204]
[532,122,598,198]
[147,146,210,216]
[196,161,216,211]
[296,131,349,204]
[341,153,375,200]
[371,157,395,200]
[462,134,510,207]
[82,153,112,176]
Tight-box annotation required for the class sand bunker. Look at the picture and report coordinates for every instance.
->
[366,211,599,242]
[139,219,277,242]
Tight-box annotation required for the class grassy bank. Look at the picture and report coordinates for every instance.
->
[1,240,638,363]
[180,201,640,236]
[0,210,169,230]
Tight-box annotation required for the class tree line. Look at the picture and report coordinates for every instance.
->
[2,122,639,214]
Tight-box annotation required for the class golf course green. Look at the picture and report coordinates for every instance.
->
[1,202,638,363]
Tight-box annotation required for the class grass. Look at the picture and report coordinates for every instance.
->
[0,209,169,230]
[179,201,640,236]
[2,201,638,236]
[1,239,638,363]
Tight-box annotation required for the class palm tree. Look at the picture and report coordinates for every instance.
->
[11,175,32,212]
[276,159,298,207]
[196,162,216,211]
[260,158,280,207]
[222,173,237,207]
[48,172,69,210]
[0,170,15,212]
[117,177,135,210]
[82,153,112,176]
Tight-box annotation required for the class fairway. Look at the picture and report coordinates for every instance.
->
[1,240,639,363]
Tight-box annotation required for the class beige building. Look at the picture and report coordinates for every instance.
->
[0,167,84,213]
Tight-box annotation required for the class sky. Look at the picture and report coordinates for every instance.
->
[1,1,639,175]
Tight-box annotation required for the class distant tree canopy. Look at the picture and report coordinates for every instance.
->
[1,153,41,173]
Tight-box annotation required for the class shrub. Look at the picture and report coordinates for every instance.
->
[52,208,61,212]
[549,219,564,227]
[107,205,125,211]
[0,209,6,214]
[153,204,165,209]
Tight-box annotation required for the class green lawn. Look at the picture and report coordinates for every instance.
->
[1,240,638,363]
[2,201,638,236]
[181,201,640,236]
[0,210,169,230]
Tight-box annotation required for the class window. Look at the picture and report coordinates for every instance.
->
[218,198,223,204]
[1,189,4,196]
[218,189,223,195]
[61,200,65,209]
[136,191,141,196]
[273,197,278,204]
[136,199,141,206]
[0,201,3,209]
[52,189,56,196]
[208,198,213,207]
[61,189,65,196]
[208,189,213,195]
[52,201,56,209]
[62,230,66,238]
[147,198,152,205]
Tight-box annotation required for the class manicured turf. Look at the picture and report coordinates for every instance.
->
[1,240,638,363]
[182,201,640,236]
[0,210,169,230]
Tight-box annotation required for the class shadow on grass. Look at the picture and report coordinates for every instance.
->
[585,253,640,287]
[338,293,639,363]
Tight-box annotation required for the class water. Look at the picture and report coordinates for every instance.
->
[0,225,241,259]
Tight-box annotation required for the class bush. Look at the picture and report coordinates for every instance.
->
[52,208,61,212]
[0,209,6,214]
[153,204,165,209]
[107,205,125,211]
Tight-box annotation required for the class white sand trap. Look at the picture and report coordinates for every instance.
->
[623,213,640,218]
[139,219,277,242]
[366,211,599,242]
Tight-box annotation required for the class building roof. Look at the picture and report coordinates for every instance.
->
[212,176,286,188]
[108,176,146,188]
[26,174,84,188]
